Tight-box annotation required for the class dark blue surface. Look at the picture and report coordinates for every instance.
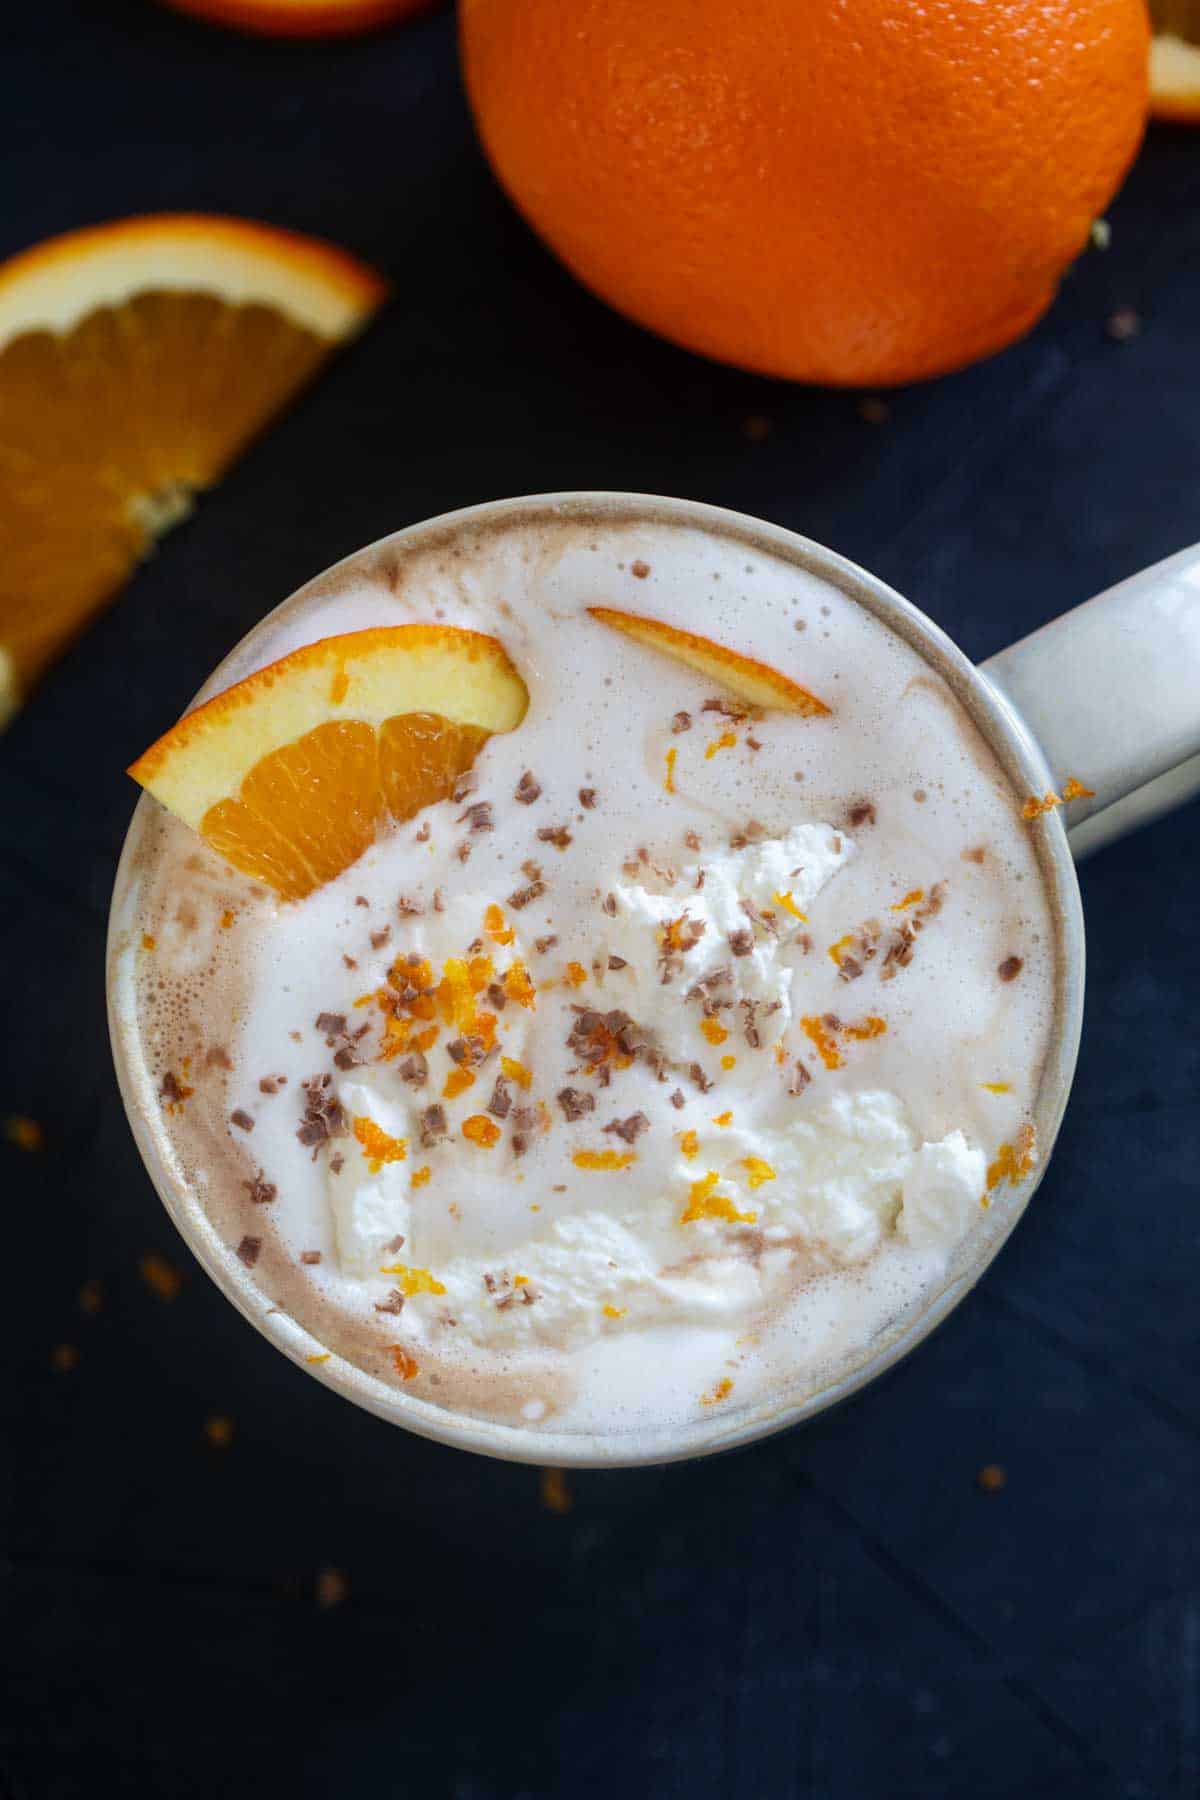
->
[2,5,1198,1796]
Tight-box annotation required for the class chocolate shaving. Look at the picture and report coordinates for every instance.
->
[689,1062,714,1093]
[342,954,358,970]
[160,1071,186,1103]
[739,999,761,1049]
[998,955,1024,983]
[315,1012,348,1040]
[236,1235,261,1267]
[329,1155,344,1175]
[557,1087,596,1122]
[631,559,650,578]
[355,896,369,908]
[300,1250,322,1265]
[684,830,701,851]
[418,1104,448,1148]
[396,895,422,917]
[669,1088,686,1110]
[604,1112,649,1144]
[537,825,573,850]
[205,1046,233,1071]
[297,1080,348,1154]
[458,801,494,833]
[455,841,472,864]
[229,1109,255,1133]
[258,1075,286,1095]
[374,1290,405,1315]
[787,1061,812,1097]
[452,768,478,803]
[398,1053,428,1088]
[486,981,508,1009]
[370,927,391,950]
[508,880,546,910]
[414,822,431,844]
[846,800,877,828]
[242,1172,277,1205]
[515,770,542,805]
[432,888,445,912]
[579,787,597,809]
[671,711,692,734]
[385,1235,406,1253]
[608,954,627,970]
[333,1045,362,1070]
[702,695,754,721]
[728,928,754,958]
[601,892,618,917]
[487,1076,513,1119]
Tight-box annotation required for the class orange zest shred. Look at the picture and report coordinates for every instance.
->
[220,909,235,929]
[565,960,588,988]
[437,957,475,1028]
[603,1303,627,1319]
[1021,791,1062,820]
[891,888,924,911]
[141,932,156,950]
[844,1015,887,1042]
[411,1165,432,1188]
[984,1123,1037,1200]
[742,1156,776,1189]
[572,1148,636,1170]
[412,1024,438,1053]
[705,729,738,760]
[306,1352,331,1364]
[468,955,495,993]
[773,1042,787,1064]
[712,1110,733,1127]
[680,1128,700,1160]
[378,1263,446,1296]
[352,1115,408,1172]
[503,960,536,1009]
[1062,776,1095,801]
[981,1081,1012,1095]
[443,1067,476,1100]
[664,746,677,794]
[462,1114,501,1148]
[388,1346,420,1380]
[800,1015,844,1070]
[681,1170,756,1225]
[700,1376,734,1406]
[721,1054,737,1070]
[828,934,854,968]
[501,1055,532,1089]
[700,1016,728,1046]
[484,903,515,946]
[773,890,807,920]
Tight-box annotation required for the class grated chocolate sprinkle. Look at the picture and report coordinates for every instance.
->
[669,1088,686,1110]
[243,1172,277,1205]
[508,880,546,910]
[604,1112,650,1144]
[370,927,391,950]
[398,1053,428,1088]
[557,1086,596,1122]
[579,787,597,809]
[396,895,422,917]
[415,822,431,843]
[418,1104,448,1148]
[846,800,877,828]
[728,928,754,958]
[258,1075,287,1095]
[515,770,542,805]
[230,1109,255,1133]
[998,955,1024,983]
[788,1061,812,1097]
[374,1290,405,1315]
[458,801,494,833]
[537,825,573,850]
[487,1076,513,1120]
[671,711,692,734]
[300,1250,322,1265]
[689,1062,714,1094]
[236,1235,261,1267]
[452,768,478,803]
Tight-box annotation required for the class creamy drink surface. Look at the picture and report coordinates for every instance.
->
[117,509,1056,1441]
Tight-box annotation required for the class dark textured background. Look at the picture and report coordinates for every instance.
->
[3,4,1199,1796]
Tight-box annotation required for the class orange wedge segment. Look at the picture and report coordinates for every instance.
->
[1150,4,1200,119]
[159,0,435,36]
[588,607,830,717]
[129,625,529,900]
[0,215,386,715]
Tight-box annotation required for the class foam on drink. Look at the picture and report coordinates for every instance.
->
[114,508,1057,1439]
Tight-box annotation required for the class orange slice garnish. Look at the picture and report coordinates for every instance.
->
[1150,4,1200,119]
[128,625,528,900]
[588,608,830,716]
[0,214,386,719]
[159,0,434,37]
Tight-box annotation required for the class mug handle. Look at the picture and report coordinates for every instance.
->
[980,544,1200,859]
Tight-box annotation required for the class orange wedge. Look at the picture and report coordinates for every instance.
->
[129,625,529,900]
[1150,5,1200,119]
[0,214,386,717]
[159,0,435,35]
[588,607,830,717]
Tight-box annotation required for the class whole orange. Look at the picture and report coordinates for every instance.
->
[460,0,1149,385]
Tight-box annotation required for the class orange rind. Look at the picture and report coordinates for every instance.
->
[587,608,830,717]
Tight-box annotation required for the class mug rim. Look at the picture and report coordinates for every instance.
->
[107,490,1085,1468]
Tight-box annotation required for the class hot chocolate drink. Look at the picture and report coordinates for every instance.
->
[111,503,1056,1440]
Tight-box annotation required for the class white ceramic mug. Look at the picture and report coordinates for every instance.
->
[107,494,1200,1466]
